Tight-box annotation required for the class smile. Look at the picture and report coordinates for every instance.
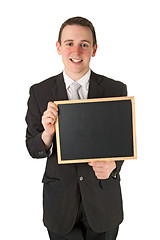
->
[70,59,83,63]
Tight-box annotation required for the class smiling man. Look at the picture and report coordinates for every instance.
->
[25,17,127,240]
[56,24,97,81]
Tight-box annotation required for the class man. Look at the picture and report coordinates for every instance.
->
[26,17,127,240]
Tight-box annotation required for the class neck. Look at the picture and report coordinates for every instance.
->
[64,68,90,81]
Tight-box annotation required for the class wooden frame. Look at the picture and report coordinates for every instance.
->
[55,96,137,164]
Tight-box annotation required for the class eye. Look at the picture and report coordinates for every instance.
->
[81,43,89,48]
[67,42,73,47]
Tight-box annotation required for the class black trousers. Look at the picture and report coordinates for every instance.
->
[47,201,119,240]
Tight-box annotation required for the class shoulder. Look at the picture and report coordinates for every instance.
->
[91,71,127,97]
[92,71,125,87]
[30,72,62,94]
[27,73,63,113]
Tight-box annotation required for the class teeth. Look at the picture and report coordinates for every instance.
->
[71,59,82,63]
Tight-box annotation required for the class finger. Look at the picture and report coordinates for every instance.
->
[95,170,111,179]
[47,102,58,111]
[88,161,106,168]
[47,107,58,117]
[88,162,93,166]
[44,113,58,124]
[43,109,58,123]
[42,113,57,125]
[43,117,55,125]
[96,174,108,180]
[93,167,104,172]
[43,110,56,119]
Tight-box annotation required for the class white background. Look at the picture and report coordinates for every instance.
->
[0,0,160,239]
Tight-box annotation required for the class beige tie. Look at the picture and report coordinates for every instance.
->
[69,82,81,100]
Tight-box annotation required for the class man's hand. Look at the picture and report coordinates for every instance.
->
[42,102,58,135]
[41,102,58,151]
[88,161,116,179]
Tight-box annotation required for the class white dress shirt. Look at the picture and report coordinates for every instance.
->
[63,69,91,100]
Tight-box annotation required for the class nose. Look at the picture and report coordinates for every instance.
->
[72,45,81,55]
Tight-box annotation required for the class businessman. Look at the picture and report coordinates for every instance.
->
[26,17,127,240]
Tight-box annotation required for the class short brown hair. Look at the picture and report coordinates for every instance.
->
[58,16,97,46]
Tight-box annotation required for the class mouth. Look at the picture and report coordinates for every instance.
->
[70,58,83,63]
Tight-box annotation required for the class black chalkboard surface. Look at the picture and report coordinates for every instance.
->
[55,97,137,164]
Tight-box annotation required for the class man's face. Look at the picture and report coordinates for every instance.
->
[56,25,97,80]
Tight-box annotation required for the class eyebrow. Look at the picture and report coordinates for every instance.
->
[63,40,73,43]
[81,40,91,44]
[63,40,91,44]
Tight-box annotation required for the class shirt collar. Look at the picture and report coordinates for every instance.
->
[63,69,91,90]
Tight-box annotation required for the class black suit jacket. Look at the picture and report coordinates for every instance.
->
[25,71,127,234]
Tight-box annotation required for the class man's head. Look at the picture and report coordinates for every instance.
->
[58,16,97,47]
[56,17,97,80]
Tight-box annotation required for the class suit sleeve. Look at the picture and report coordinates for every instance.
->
[112,83,128,178]
[25,86,49,159]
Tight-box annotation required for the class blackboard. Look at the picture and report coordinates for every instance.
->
[55,96,137,164]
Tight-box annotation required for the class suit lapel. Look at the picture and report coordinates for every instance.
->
[52,73,68,101]
[88,71,104,99]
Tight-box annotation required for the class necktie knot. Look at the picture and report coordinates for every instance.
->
[69,82,81,100]
[70,82,81,91]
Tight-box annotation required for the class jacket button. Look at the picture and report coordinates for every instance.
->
[79,176,83,181]
[39,151,44,155]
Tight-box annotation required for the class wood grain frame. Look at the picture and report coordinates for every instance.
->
[55,96,137,164]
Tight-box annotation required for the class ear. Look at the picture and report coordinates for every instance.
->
[56,41,62,55]
[92,44,98,57]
